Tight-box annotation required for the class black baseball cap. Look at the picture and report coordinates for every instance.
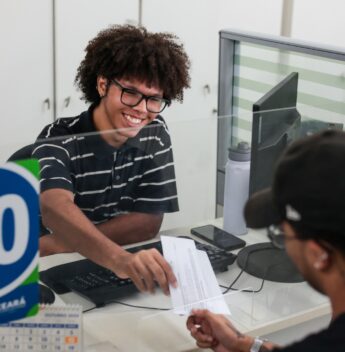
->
[244,129,345,236]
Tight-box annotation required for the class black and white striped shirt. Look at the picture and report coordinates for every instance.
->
[32,106,179,224]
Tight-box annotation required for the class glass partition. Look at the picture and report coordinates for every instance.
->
[217,29,345,211]
[1,113,330,349]
[28,116,218,232]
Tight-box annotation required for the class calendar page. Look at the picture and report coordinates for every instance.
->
[0,305,82,351]
[0,160,39,324]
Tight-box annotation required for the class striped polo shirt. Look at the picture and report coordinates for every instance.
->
[32,106,179,224]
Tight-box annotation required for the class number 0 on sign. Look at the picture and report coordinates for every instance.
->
[0,160,39,324]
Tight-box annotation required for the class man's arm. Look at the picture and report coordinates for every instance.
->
[40,212,163,255]
[39,188,176,294]
[96,212,163,245]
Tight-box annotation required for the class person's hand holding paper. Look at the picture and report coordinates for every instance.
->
[161,236,230,316]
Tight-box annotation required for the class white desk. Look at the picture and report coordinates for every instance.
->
[39,225,331,351]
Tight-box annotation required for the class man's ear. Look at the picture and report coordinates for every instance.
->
[96,76,108,97]
[306,241,330,270]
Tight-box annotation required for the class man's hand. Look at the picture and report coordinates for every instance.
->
[186,309,253,352]
[39,189,176,295]
[114,248,177,295]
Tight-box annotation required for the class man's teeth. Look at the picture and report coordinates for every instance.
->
[124,114,141,124]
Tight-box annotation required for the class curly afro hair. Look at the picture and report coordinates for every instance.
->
[75,25,191,106]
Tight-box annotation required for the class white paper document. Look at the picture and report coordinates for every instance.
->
[161,236,231,316]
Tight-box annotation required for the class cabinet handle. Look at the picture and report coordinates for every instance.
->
[203,84,211,95]
[43,98,51,110]
[64,96,71,108]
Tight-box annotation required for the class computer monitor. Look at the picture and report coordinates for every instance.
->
[249,72,301,195]
[237,72,304,283]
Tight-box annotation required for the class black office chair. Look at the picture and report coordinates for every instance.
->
[7,144,34,162]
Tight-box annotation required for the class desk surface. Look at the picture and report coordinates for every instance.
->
[39,222,331,352]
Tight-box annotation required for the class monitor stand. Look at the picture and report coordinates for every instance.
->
[237,242,304,283]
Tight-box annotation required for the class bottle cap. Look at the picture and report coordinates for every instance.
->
[228,141,251,161]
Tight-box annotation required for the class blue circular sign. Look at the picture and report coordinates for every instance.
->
[0,167,38,290]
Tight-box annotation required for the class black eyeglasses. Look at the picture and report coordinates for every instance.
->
[111,79,171,113]
[267,225,298,249]
[268,225,336,259]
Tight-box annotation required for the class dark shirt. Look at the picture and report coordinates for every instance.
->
[274,313,345,352]
[32,106,179,225]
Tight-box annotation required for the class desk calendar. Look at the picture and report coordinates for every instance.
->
[0,305,82,351]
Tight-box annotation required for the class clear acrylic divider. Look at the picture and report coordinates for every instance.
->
[1,109,334,350]
[135,287,255,352]
[249,281,329,327]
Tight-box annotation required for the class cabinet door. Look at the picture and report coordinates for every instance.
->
[55,0,139,118]
[142,0,285,228]
[0,0,54,161]
[142,0,220,229]
[142,0,219,123]
[143,0,284,125]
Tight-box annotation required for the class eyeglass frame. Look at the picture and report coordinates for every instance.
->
[267,224,298,249]
[268,224,336,263]
[111,79,171,113]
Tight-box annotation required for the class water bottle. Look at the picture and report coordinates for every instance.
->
[223,141,251,236]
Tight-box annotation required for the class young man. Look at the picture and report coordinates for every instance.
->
[187,129,345,351]
[32,25,190,295]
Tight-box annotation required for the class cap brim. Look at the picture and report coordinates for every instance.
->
[244,188,282,228]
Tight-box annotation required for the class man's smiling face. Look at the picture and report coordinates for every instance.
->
[95,77,164,146]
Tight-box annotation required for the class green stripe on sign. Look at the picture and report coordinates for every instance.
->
[14,159,39,180]
[22,266,39,286]
[26,304,39,318]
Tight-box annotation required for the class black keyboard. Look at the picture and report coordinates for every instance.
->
[40,236,236,307]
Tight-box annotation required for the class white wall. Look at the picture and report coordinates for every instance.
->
[217,0,283,35]
[291,0,345,48]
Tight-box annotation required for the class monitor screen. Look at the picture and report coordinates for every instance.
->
[237,72,304,283]
[249,72,301,196]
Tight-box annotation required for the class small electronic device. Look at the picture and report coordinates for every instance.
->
[190,225,246,251]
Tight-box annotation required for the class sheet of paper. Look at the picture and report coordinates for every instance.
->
[161,236,231,316]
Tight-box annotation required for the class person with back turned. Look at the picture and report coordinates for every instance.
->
[187,129,345,351]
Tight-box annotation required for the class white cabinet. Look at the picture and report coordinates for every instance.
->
[55,0,139,118]
[0,0,139,162]
[142,0,284,124]
[142,0,219,123]
[0,0,54,161]
[142,0,285,229]
[142,0,220,229]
